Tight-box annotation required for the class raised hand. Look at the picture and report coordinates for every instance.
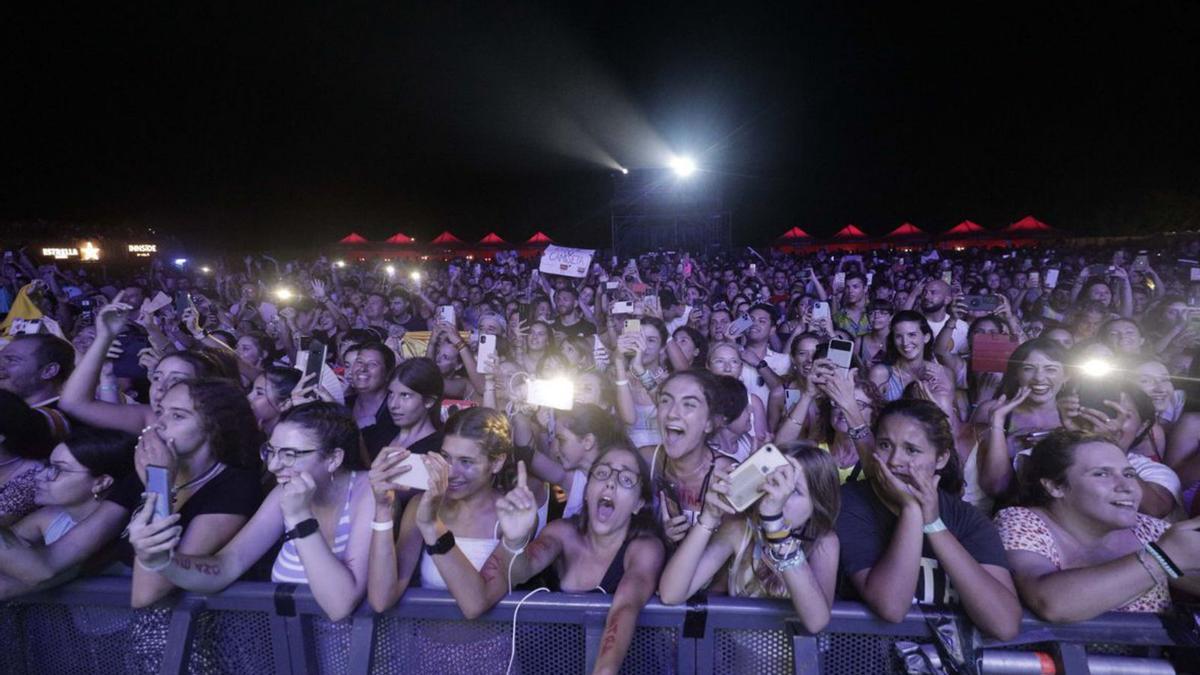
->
[96,294,133,341]
[135,426,178,488]
[495,461,538,548]
[414,454,450,537]
[310,279,328,302]
[758,461,798,520]
[279,471,318,526]
[699,465,737,526]
[369,447,413,508]
[989,386,1031,426]
[868,454,920,512]
[128,493,182,568]
[659,490,691,543]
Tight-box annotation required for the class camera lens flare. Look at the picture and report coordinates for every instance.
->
[669,156,697,178]
[409,270,421,281]
[1078,358,1113,378]
[274,287,294,302]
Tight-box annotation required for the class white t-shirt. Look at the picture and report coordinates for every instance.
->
[925,315,969,354]
[738,349,789,404]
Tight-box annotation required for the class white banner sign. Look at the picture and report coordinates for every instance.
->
[539,245,595,279]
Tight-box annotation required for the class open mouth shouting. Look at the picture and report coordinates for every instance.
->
[595,494,617,523]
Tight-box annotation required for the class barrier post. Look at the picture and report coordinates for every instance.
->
[787,620,822,675]
[1053,642,1091,675]
[346,613,375,675]
[158,598,202,675]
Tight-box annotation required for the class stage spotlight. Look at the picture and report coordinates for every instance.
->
[173,258,187,268]
[669,156,697,178]
[410,271,422,282]
[385,265,396,276]
[619,167,629,175]
[200,266,212,274]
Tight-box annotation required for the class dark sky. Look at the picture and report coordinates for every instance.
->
[4,2,1199,251]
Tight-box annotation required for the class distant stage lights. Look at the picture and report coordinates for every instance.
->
[173,258,187,268]
[333,260,346,268]
[669,156,697,178]
[410,271,422,282]
[200,266,212,274]
[619,167,629,175]
[384,265,396,276]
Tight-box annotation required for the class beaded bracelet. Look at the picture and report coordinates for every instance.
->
[1135,550,1167,586]
[1145,542,1182,580]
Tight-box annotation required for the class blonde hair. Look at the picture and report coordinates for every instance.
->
[727,443,840,599]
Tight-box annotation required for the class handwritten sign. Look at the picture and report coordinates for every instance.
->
[539,245,595,279]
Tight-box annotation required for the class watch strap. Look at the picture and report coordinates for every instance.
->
[425,530,456,556]
[282,518,319,542]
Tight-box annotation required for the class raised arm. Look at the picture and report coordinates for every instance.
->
[974,390,1029,497]
[59,298,153,434]
[658,466,738,604]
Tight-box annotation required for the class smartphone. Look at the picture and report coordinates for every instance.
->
[1044,269,1059,288]
[784,388,802,412]
[112,331,151,379]
[622,318,642,335]
[476,333,497,374]
[963,295,1001,312]
[605,280,619,292]
[1131,254,1149,273]
[833,272,846,291]
[970,333,1019,373]
[727,314,753,336]
[146,465,172,521]
[1028,271,1040,287]
[722,444,791,512]
[749,263,757,275]
[389,452,431,491]
[437,305,456,326]
[811,301,830,322]
[174,291,193,315]
[1191,268,1200,282]
[303,338,327,384]
[827,338,854,370]
[941,271,953,285]
[1077,379,1122,417]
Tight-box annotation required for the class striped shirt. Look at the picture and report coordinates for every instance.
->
[271,472,356,584]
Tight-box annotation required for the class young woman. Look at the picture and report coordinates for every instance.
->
[705,342,768,453]
[366,407,545,611]
[659,443,841,634]
[996,430,1200,620]
[535,404,627,519]
[613,318,669,448]
[0,378,262,608]
[971,338,1069,498]
[868,310,955,403]
[346,341,399,460]
[0,428,134,599]
[0,391,55,525]
[777,361,879,483]
[128,402,373,621]
[384,357,444,456]
[445,445,665,675]
[513,320,553,373]
[837,399,1021,639]
[247,366,303,434]
[642,369,735,544]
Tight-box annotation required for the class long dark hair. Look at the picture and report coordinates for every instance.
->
[997,338,1069,399]
[574,444,662,541]
[392,357,445,429]
[883,310,935,364]
[64,427,136,484]
[874,399,963,495]
[558,404,628,452]
[0,390,54,460]
[1017,429,1111,507]
[174,378,264,470]
[278,401,368,470]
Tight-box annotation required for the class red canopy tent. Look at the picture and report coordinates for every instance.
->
[1001,215,1058,247]
[827,224,876,251]
[430,231,464,246]
[338,232,368,245]
[519,231,554,257]
[937,220,1003,249]
[384,232,415,244]
[883,223,930,249]
[478,232,508,245]
[772,226,818,253]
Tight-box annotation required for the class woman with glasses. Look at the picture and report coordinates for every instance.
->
[440,444,665,675]
[659,442,841,635]
[0,428,134,599]
[128,402,372,621]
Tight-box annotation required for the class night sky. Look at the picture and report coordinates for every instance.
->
[4,2,1199,251]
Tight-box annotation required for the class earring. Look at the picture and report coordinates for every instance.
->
[92,490,102,501]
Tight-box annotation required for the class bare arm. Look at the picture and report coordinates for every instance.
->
[131,513,249,608]
[0,502,127,585]
[926,533,1020,639]
[850,505,923,623]
[781,533,839,634]
[591,537,665,675]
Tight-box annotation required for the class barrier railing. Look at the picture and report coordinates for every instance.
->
[0,577,1193,674]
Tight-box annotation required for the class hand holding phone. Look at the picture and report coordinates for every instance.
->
[721,444,791,512]
[476,334,497,374]
[146,465,172,521]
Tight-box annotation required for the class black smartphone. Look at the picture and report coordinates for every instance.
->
[304,338,328,385]
[112,331,151,379]
[174,291,193,315]
[963,295,1001,312]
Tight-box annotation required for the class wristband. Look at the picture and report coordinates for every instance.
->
[136,554,174,573]
[1146,542,1182,579]
[283,518,319,542]
[696,518,719,534]
[921,517,947,535]
[774,547,808,572]
[501,534,530,555]
[759,511,783,522]
[614,379,629,386]
[370,520,395,532]
[847,423,871,441]
[764,528,791,542]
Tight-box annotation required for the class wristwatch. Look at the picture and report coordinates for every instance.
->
[425,530,456,556]
[282,518,319,542]
[756,360,768,371]
[847,423,871,441]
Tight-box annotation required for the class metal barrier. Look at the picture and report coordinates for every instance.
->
[0,577,1193,674]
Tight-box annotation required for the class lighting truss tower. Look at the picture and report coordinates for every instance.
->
[609,168,731,257]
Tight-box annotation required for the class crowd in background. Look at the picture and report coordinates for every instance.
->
[3,237,1200,672]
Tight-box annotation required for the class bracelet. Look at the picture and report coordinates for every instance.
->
[1136,550,1168,586]
[786,414,804,427]
[695,518,719,534]
[136,553,174,573]
[847,423,871,441]
[774,547,808,572]
[764,528,791,542]
[760,511,783,522]
[1146,542,1182,579]
[614,379,629,386]
[453,342,467,351]
[370,520,395,532]
[99,384,118,392]
[502,535,530,555]
[922,518,947,535]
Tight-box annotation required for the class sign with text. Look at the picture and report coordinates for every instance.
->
[539,244,595,279]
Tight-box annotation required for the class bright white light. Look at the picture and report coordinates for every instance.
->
[173,258,187,267]
[669,156,697,178]
[409,271,421,282]
[385,265,396,276]
[200,266,212,274]
[274,287,294,302]
[334,260,346,268]
[1079,358,1113,378]
[527,376,575,410]
[619,167,629,175]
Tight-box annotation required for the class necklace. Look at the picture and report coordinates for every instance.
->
[668,452,713,482]
[172,461,224,497]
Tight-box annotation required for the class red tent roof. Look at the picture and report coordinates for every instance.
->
[885,222,925,238]
[1003,215,1053,233]
[338,232,368,244]
[430,231,464,245]
[384,232,415,244]
[525,231,553,244]
[832,224,869,239]
[777,226,814,240]
[479,232,507,245]
[944,220,987,235]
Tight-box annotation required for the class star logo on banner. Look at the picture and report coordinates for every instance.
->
[80,241,101,261]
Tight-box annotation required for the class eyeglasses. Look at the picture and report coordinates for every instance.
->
[589,463,640,490]
[260,443,322,467]
[42,463,92,482]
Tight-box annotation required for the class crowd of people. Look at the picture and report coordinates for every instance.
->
[3,237,1200,671]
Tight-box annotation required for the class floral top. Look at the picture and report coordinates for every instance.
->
[995,506,1171,613]
[0,466,43,523]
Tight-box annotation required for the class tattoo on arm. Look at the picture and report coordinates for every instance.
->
[599,617,620,656]
[480,555,500,584]
[176,556,221,576]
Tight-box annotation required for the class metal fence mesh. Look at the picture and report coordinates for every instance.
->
[190,610,277,675]
[713,627,794,674]
[371,616,585,675]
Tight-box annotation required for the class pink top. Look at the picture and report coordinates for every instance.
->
[994,506,1170,613]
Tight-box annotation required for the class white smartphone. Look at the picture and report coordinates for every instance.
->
[1028,272,1040,287]
[941,271,953,285]
[749,263,757,274]
[437,305,456,326]
[827,338,854,370]
[612,300,634,315]
[476,333,497,374]
[833,272,846,291]
[784,388,802,412]
[722,444,791,512]
[390,452,430,491]
[1044,269,1059,288]
[728,314,753,336]
[811,301,831,322]
[622,318,641,335]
